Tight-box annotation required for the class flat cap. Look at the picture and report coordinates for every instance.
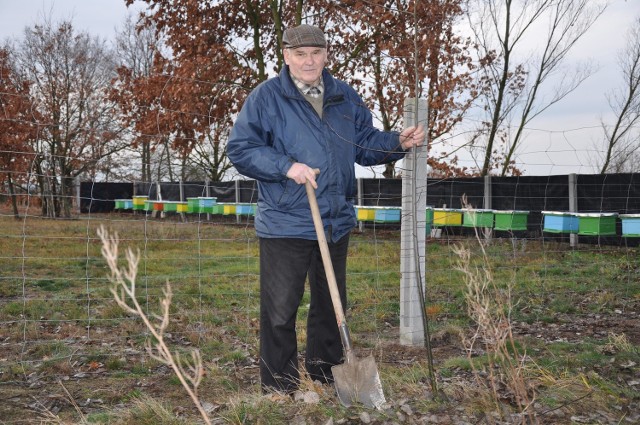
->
[282,24,327,49]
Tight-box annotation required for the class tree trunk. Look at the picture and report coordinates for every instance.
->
[7,173,20,219]
[383,162,396,178]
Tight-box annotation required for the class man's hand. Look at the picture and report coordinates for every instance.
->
[399,123,425,150]
[287,162,318,189]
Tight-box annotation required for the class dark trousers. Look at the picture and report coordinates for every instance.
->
[259,235,349,392]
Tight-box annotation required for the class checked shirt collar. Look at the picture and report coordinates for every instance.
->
[290,73,324,98]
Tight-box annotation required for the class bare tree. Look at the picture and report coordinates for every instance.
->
[467,0,607,176]
[599,15,640,174]
[113,14,161,182]
[15,19,125,217]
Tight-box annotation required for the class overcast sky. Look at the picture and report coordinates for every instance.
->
[0,0,146,42]
[0,0,638,176]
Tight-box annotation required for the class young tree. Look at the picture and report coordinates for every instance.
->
[15,20,125,217]
[0,47,37,218]
[467,0,607,176]
[321,0,477,177]
[599,15,640,174]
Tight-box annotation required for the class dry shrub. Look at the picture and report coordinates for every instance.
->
[453,225,537,424]
[98,226,212,425]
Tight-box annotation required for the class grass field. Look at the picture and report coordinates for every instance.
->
[0,212,639,424]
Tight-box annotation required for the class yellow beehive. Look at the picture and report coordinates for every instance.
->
[356,207,375,221]
[433,208,462,226]
[222,203,236,215]
[176,202,188,213]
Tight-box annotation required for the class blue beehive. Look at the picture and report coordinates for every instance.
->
[620,214,640,237]
[235,203,256,216]
[542,211,579,233]
[374,207,401,223]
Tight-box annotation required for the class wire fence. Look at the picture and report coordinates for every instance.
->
[2,164,639,345]
[2,73,640,420]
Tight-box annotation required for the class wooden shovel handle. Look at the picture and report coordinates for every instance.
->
[305,173,354,356]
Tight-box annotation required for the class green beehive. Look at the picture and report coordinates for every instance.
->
[187,197,200,213]
[463,209,494,228]
[493,210,529,231]
[163,201,179,212]
[576,213,618,236]
[425,207,434,233]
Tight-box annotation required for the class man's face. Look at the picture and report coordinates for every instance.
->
[283,46,327,85]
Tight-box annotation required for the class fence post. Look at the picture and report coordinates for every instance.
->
[569,173,578,247]
[179,179,185,221]
[156,181,164,219]
[400,98,428,346]
[357,178,364,232]
[75,177,81,215]
[203,178,210,221]
[235,179,241,224]
[484,174,493,240]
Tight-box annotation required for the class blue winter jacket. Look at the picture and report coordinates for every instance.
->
[227,66,406,241]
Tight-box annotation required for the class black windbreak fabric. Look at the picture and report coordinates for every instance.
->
[79,182,133,213]
[79,173,640,245]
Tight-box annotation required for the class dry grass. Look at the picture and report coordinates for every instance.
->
[1,213,639,423]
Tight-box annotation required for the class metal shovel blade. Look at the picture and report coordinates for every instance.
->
[332,355,386,409]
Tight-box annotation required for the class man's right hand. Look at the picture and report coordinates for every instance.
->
[287,162,318,189]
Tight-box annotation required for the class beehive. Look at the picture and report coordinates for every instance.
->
[374,207,401,223]
[432,208,462,226]
[620,214,640,237]
[542,211,579,234]
[132,196,148,211]
[575,212,617,236]
[493,210,529,231]
[463,209,494,228]
[356,207,376,222]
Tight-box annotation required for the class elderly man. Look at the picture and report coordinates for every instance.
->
[227,23,424,393]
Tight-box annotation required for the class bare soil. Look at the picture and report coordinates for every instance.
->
[1,303,639,424]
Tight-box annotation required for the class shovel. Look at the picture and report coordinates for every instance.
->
[305,178,386,409]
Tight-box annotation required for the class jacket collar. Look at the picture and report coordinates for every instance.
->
[279,65,340,100]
